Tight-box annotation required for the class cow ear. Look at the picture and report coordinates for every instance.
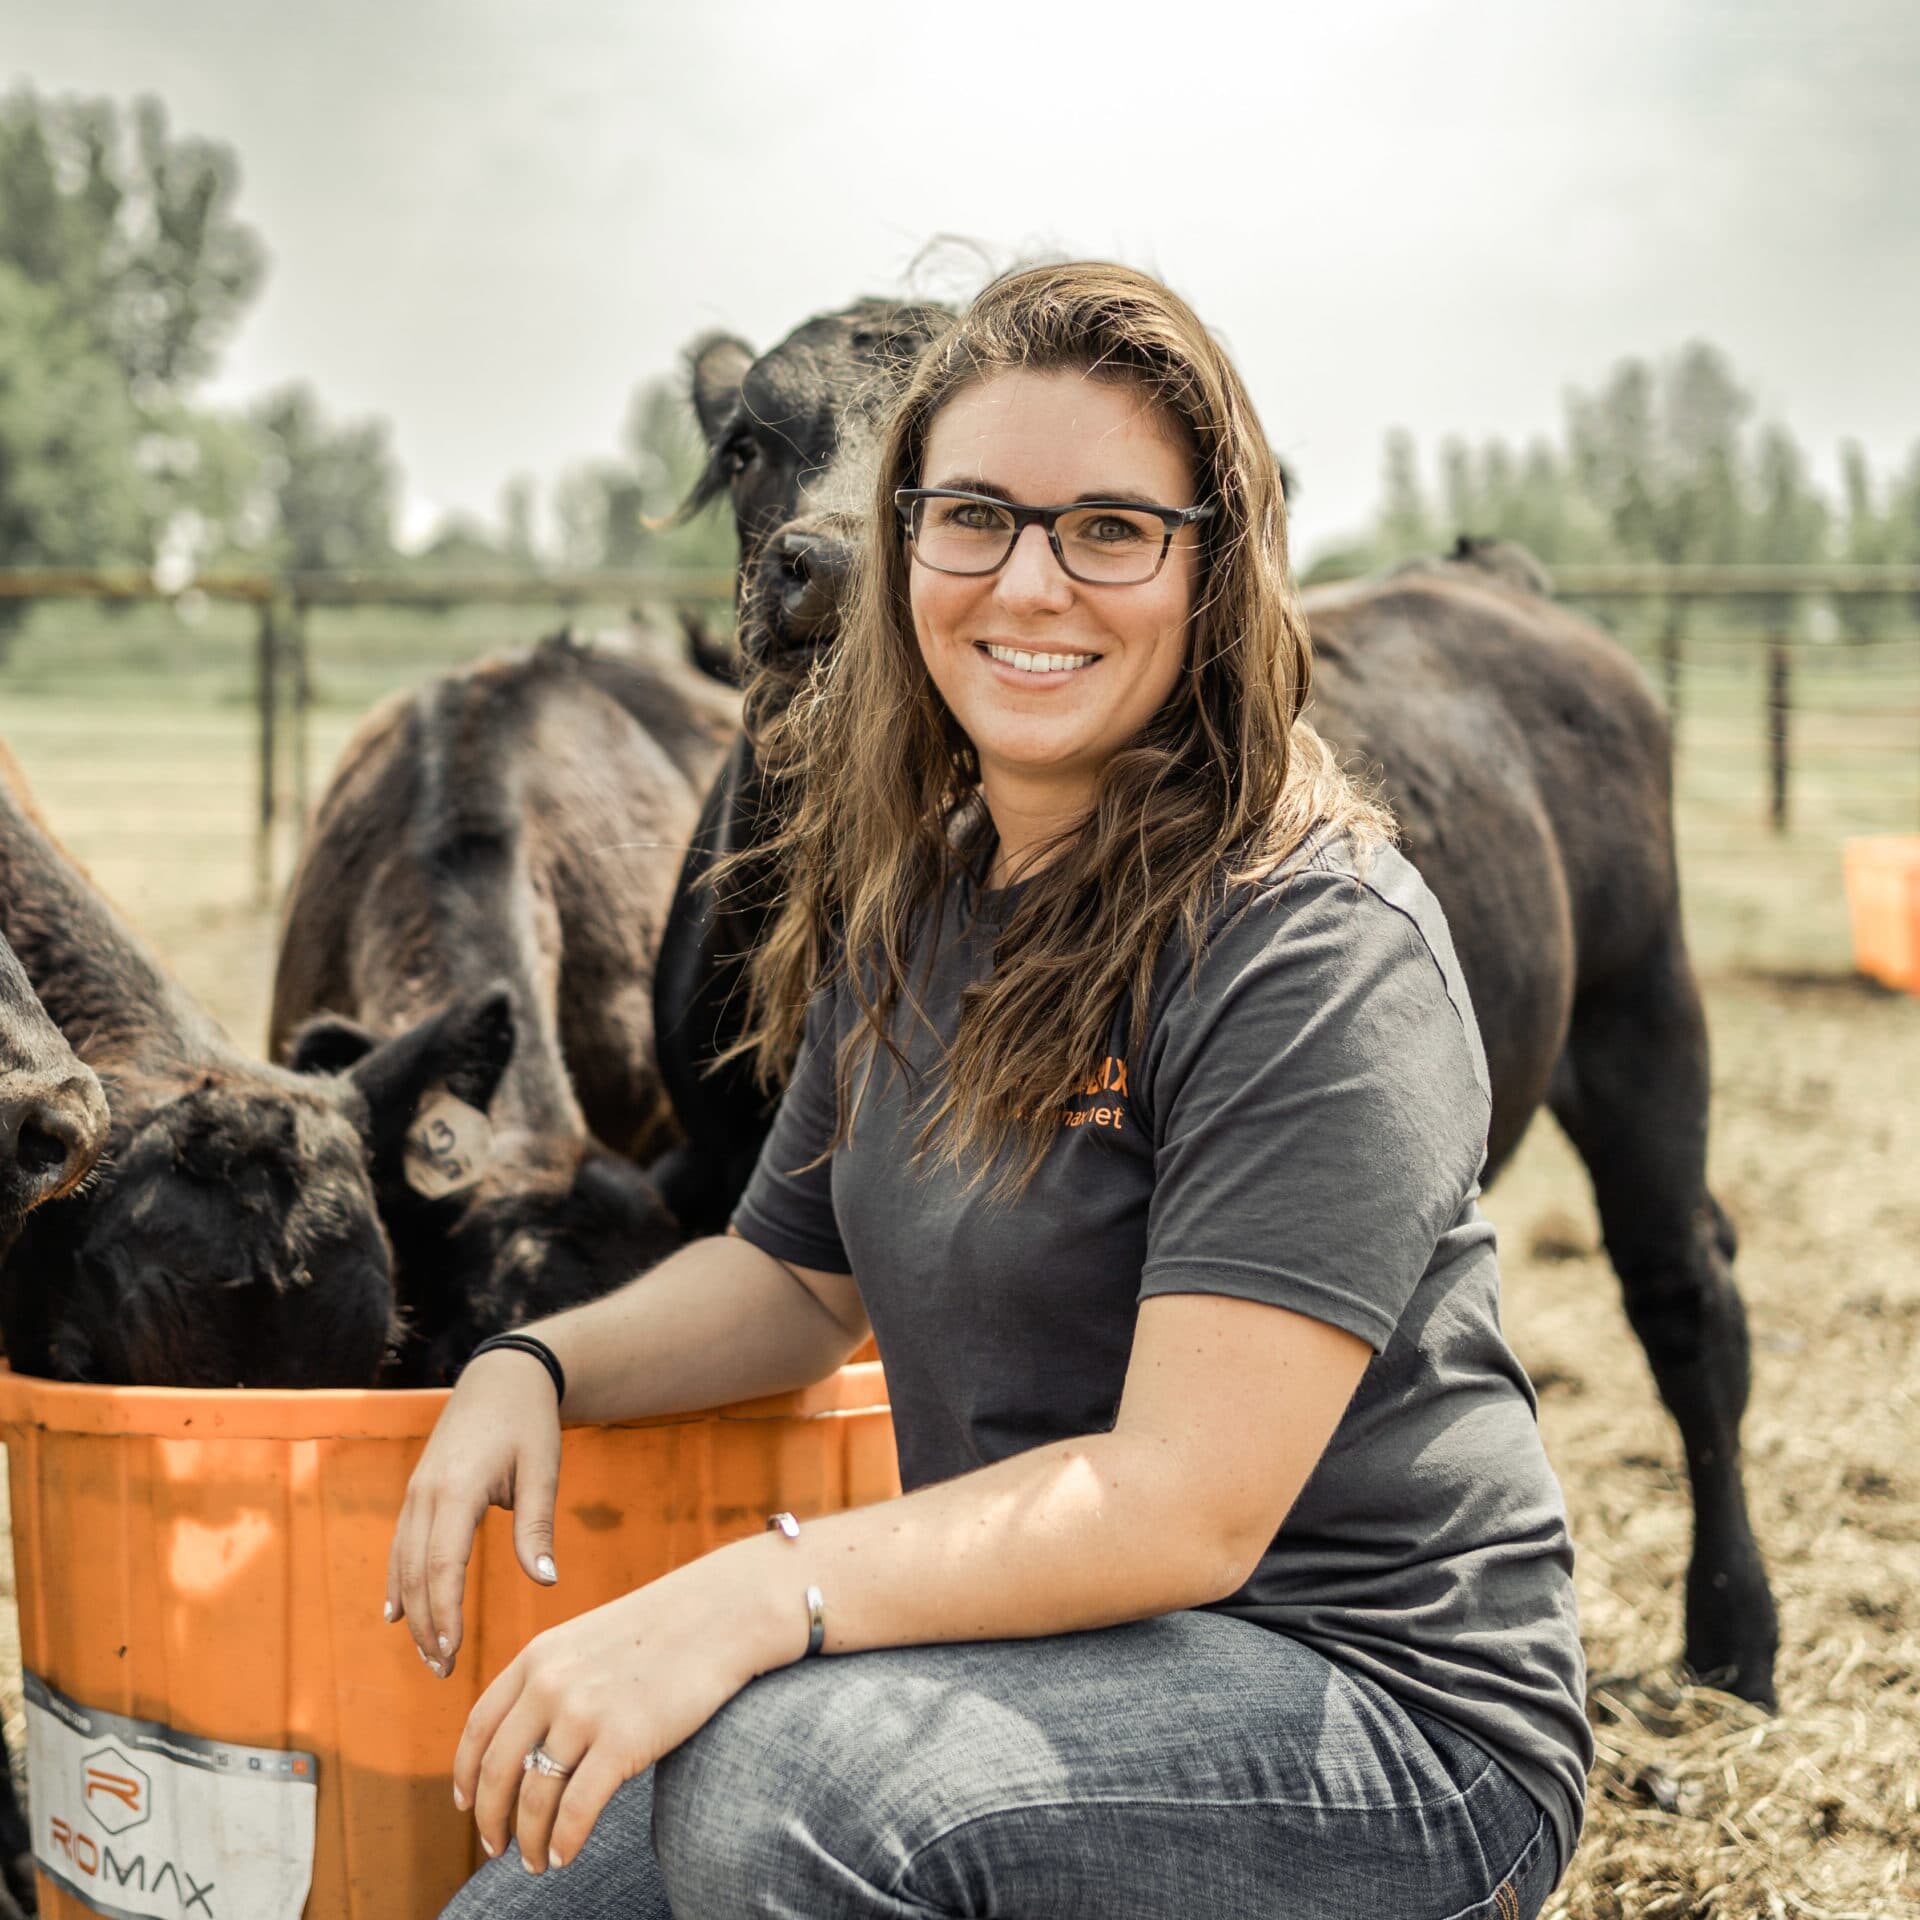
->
[287,1013,379,1076]
[687,332,754,447]
[343,986,516,1154]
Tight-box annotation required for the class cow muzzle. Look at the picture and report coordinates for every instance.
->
[746,516,857,659]
[0,1071,111,1219]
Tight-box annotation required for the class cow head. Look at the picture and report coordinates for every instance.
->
[0,933,110,1247]
[408,1142,682,1387]
[4,989,515,1387]
[682,300,950,677]
[288,1012,682,1386]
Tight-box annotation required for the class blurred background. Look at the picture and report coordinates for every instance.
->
[3,1,1917,1008]
[2,6,1917,1916]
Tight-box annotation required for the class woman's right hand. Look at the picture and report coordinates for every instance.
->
[386,1349,563,1679]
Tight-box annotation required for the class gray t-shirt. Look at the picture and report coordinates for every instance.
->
[733,835,1592,1872]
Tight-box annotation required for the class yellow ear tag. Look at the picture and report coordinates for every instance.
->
[403,1091,494,1200]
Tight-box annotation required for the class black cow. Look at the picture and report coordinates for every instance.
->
[0,741,515,1388]
[270,634,734,1384]
[0,917,109,1918]
[647,302,1778,1711]
[0,922,107,1254]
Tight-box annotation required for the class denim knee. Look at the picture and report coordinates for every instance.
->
[654,1651,1046,1913]
[656,1663,887,1910]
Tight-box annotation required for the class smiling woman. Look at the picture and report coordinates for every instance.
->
[904,372,1210,862]
[406,262,1590,1920]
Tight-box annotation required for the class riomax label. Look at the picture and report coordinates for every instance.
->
[25,1673,317,1920]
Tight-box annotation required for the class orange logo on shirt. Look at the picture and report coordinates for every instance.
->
[1049,1056,1130,1133]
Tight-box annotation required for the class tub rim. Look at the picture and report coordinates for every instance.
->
[0,1359,888,1441]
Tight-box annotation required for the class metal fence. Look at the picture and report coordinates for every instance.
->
[1,564,1917,1002]
[0,568,729,868]
[1547,566,1920,977]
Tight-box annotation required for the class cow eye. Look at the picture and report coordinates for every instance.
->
[723,437,756,480]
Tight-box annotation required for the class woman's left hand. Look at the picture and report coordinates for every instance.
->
[453,1550,790,1873]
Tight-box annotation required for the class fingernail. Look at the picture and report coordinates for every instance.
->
[523,1851,544,1875]
[550,1850,567,1870]
[382,1600,394,1623]
[420,1651,444,1678]
[438,1633,452,1656]
[536,1554,557,1584]
[480,1835,494,1857]
[452,1785,467,1811]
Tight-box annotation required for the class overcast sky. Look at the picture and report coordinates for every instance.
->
[10,0,1917,564]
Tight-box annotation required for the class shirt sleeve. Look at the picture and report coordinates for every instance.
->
[729,977,853,1274]
[1137,872,1492,1352]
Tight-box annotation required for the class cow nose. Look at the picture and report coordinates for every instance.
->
[0,1081,109,1212]
[771,525,853,646]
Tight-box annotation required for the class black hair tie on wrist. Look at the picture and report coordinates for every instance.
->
[465,1332,566,1407]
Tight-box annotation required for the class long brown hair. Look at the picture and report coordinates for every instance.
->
[725,260,1392,1194]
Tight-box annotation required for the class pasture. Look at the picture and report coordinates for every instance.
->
[1,599,1917,1917]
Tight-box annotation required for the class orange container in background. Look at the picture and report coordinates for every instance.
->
[0,1363,898,1919]
[1843,835,1920,993]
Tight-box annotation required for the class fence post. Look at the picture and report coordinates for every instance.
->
[290,597,313,850]
[1659,602,1685,733]
[254,596,281,905]
[1767,640,1791,835]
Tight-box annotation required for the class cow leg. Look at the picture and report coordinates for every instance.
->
[1549,927,1778,1708]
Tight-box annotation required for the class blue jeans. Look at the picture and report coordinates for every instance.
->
[443,1610,1565,1919]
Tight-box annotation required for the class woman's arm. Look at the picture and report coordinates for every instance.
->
[388,1231,867,1666]
[714,1282,1374,1643]
[536,1229,868,1422]
[457,1288,1371,1869]
[725,1288,1369,1644]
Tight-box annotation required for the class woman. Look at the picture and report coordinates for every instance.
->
[394,261,1593,1919]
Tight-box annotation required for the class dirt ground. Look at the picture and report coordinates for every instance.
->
[2,898,1917,1916]
[1492,967,1919,1919]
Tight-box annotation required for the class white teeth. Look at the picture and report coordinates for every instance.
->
[984,644,1095,674]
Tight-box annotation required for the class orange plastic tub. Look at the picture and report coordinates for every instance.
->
[0,1363,898,1919]
[1843,835,1920,993]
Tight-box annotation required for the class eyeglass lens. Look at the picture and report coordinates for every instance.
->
[910,497,1172,584]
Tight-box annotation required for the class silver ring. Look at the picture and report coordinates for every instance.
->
[522,1744,573,1780]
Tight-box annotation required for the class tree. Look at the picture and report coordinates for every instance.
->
[0,86,275,638]
[1335,342,1889,646]
[552,374,737,576]
[1377,429,1432,563]
[1886,443,1920,626]
[251,384,397,573]
[499,474,537,568]
[1439,436,1476,539]
[1833,440,1899,642]
[0,265,147,566]
[0,263,152,656]
[1744,424,1830,629]
[0,88,265,401]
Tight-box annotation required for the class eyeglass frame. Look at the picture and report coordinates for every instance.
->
[893,487,1218,586]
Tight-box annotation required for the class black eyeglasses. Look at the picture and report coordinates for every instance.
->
[895,488,1216,587]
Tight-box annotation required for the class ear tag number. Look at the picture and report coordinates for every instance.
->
[403,1091,493,1199]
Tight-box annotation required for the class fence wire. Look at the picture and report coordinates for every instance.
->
[1,579,1916,1024]
[1563,611,1920,977]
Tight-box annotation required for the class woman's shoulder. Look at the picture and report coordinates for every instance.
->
[1149,827,1488,1097]
[1199,826,1446,965]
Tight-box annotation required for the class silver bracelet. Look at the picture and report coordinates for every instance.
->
[765,1512,827,1657]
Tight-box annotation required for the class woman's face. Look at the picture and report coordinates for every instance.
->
[908,367,1203,802]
